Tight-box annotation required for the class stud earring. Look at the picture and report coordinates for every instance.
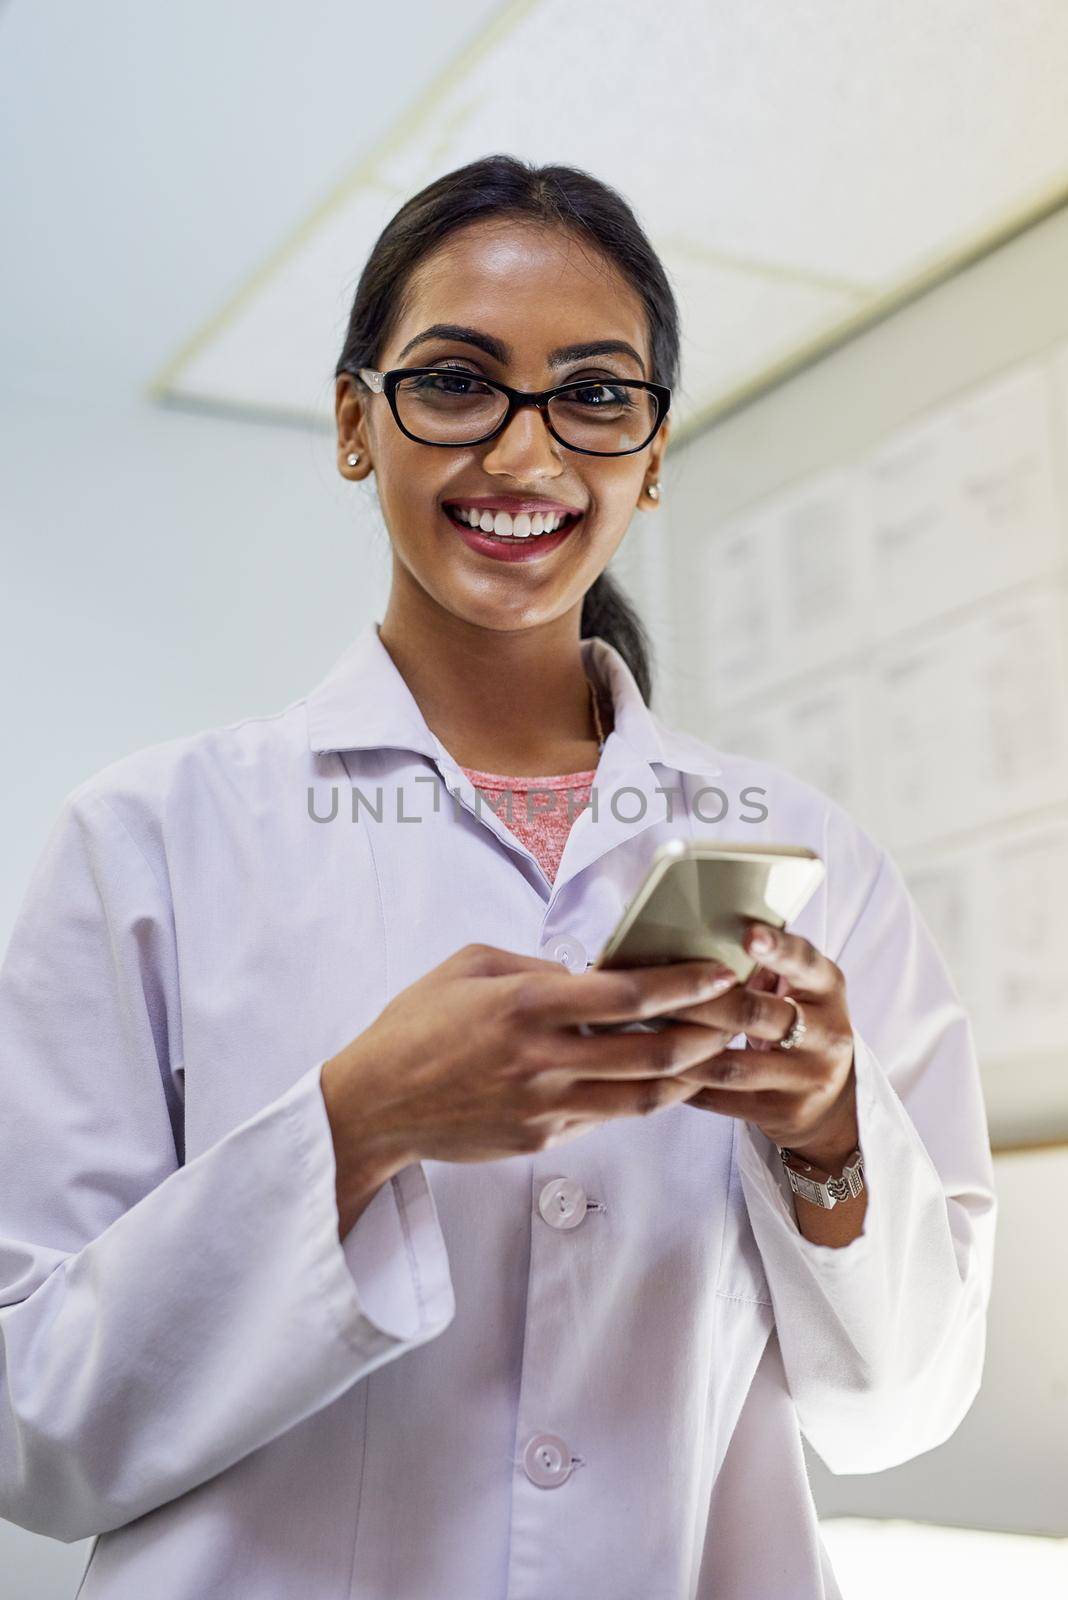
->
[346,452,361,467]
[647,482,660,501]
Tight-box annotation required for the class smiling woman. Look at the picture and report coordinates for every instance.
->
[0,154,996,1600]
[331,156,677,764]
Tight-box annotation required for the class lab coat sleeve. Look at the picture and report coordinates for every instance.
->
[734,805,998,1475]
[0,788,455,1544]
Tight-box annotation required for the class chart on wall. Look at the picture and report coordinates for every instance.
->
[699,346,1068,1150]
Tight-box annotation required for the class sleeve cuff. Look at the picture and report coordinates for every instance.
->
[735,1027,940,1269]
[279,1061,455,1352]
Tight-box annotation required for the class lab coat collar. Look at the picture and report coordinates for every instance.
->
[304,620,724,781]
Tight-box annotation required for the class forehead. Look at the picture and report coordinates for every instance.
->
[389,219,649,364]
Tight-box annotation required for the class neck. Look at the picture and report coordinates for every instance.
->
[378,592,611,775]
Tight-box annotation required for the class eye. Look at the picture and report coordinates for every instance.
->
[576,383,619,405]
[559,381,636,410]
[407,366,493,395]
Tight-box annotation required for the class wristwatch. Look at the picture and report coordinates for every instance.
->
[778,1145,865,1209]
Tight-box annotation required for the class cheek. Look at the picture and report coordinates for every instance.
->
[376,442,437,527]
[594,474,645,521]
[592,490,642,556]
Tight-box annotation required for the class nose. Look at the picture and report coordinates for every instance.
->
[480,402,564,481]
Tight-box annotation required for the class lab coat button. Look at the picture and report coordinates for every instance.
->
[550,936,586,969]
[523,1432,574,1488]
[538,1176,588,1229]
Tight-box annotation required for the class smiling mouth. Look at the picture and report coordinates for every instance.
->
[442,504,585,541]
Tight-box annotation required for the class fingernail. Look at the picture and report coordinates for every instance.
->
[704,970,735,994]
[750,929,773,953]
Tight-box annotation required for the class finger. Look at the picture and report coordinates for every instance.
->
[510,960,738,1031]
[547,1017,741,1082]
[652,953,777,1030]
[674,1046,818,1092]
[544,1114,606,1146]
[651,999,743,1031]
[743,925,839,999]
[553,1072,711,1123]
[745,963,779,993]
[654,983,818,1049]
[678,1085,786,1120]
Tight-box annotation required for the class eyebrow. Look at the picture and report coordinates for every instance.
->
[395,323,647,377]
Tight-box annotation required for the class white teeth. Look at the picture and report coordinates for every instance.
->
[449,505,574,538]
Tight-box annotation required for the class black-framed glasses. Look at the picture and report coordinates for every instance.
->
[349,366,671,457]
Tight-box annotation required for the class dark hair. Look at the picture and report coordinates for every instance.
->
[335,154,681,706]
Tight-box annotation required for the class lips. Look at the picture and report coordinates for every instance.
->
[441,502,584,562]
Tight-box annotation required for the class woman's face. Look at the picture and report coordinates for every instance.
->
[335,218,671,634]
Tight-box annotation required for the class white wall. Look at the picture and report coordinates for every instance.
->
[633,202,1068,1536]
[0,387,391,935]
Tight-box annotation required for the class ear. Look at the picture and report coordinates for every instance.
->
[640,415,671,506]
[335,372,372,479]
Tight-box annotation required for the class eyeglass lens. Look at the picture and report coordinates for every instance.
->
[393,371,659,454]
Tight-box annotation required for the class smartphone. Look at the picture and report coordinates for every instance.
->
[580,838,825,1035]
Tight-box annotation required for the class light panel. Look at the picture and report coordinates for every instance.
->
[151,0,1068,439]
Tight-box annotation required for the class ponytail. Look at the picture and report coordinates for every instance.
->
[581,571,653,705]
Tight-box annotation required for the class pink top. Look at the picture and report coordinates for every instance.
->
[458,765,599,883]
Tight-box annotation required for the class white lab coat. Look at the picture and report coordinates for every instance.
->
[0,621,997,1598]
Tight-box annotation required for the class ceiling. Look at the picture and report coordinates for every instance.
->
[149,0,1068,444]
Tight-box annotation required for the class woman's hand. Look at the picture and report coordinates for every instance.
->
[321,942,742,1221]
[667,923,860,1169]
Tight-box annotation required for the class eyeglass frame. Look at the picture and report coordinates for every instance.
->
[348,365,672,458]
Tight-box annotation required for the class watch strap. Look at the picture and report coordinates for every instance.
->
[778,1145,865,1209]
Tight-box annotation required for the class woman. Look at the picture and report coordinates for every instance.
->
[0,156,996,1598]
